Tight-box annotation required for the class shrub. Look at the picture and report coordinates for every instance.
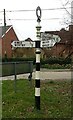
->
[2,57,35,64]
[41,57,71,65]
[41,64,71,69]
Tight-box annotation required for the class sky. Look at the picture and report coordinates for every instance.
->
[0,0,72,40]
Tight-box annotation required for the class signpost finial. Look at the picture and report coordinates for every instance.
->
[36,6,42,22]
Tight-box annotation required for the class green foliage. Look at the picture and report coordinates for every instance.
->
[0,58,2,62]
[2,79,71,118]
[41,64,71,69]
[41,57,72,65]
[2,57,35,63]
[2,57,72,66]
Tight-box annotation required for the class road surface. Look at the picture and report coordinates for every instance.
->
[0,69,72,81]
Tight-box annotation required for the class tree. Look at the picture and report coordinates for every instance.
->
[60,0,73,26]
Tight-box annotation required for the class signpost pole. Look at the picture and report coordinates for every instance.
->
[35,6,41,110]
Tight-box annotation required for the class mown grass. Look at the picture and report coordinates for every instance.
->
[2,79,72,119]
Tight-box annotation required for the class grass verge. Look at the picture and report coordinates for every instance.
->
[2,79,72,119]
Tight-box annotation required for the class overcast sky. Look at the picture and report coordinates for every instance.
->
[0,0,72,40]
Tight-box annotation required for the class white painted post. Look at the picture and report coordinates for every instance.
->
[35,6,42,110]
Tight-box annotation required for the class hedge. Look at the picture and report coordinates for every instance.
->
[40,57,72,65]
[1,57,72,65]
[2,57,35,64]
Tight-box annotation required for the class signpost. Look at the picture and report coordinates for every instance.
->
[11,40,55,48]
[11,41,35,48]
[41,32,60,47]
[35,6,42,110]
[11,6,55,110]
[41,32,53,47]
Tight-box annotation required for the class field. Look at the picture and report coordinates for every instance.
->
[2,79,72,119]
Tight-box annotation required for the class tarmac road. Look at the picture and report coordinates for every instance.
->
[0,69,72,81]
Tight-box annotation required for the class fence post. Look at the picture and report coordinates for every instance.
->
[28,61,33,87]
[14,62,17,92]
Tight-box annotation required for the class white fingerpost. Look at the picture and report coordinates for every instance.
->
[35,6,42,110]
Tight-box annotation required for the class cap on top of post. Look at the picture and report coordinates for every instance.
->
[36,6,42,22]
